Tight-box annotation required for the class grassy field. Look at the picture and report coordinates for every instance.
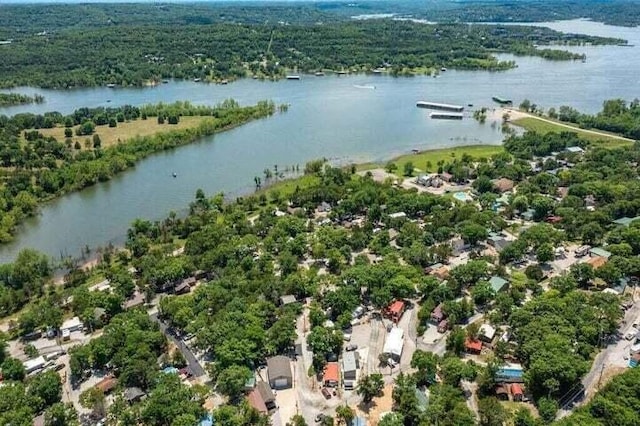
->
[358,145,504,176]
[36,116,212,149]
[512,116,633,148]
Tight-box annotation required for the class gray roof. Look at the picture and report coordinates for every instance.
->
[280,295,297,305]
[342,351,358,373]
[267,355,292,381]
[124,387,145,402]
[489,276,509,293]
[256,381,275,403]
[590,247,612,258]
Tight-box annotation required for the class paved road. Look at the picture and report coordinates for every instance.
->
[150,313,206,378]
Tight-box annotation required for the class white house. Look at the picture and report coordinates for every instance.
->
[61,316,83,334]
[383,327,404,361]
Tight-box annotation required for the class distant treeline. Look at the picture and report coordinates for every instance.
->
[553,99,640,140]
[0,19,619,88]
[0,100,275,243]
[0,93,44,106]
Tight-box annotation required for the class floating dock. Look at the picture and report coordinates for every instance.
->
[286,75,301,80]
[492,96,512,105]
[416,101,464,112]
[430,112,463,120]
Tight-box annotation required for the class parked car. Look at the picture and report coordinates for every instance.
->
[387,358,398,368]
[343,333,351,341]
[625,328,638,340]
[321,388,332,399]
[345,344,358,351]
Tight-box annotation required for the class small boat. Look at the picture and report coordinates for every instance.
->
[172,172,177,178]
[106,100,111,103]
[314,71,325,76]
[162,80,169,84]
[220,79,228,85]
[353,84,376,90]
[286,75,301,80]
[467,103,473,107]
[193,78,201,82]
[106,83,116,88]
[441,67,447,72]
[492,96,512,105]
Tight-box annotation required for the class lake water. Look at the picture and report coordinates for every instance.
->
[0,19,638,262]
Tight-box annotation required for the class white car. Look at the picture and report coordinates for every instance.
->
[624,328,638,341]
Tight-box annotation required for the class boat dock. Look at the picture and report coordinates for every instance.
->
[286,75,301,80]
[429,112,463,120]
[492,96,512,105]
[416,101,464,112]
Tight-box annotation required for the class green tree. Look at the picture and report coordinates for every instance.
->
[537,397,558,423]
[439,356,476,387]
[216,365,253,401]
[385,162,397,173]
[445,326,466,356]
[403,161,414,177]
[1,357,26,381]
[410,350,437,387]
[28,370,62,411]
[356,373,384,403]
[44,403,79,426]
[478,397,507,426]
[79,387,106,418]
[335,404,355,425]
[536,243,554,263]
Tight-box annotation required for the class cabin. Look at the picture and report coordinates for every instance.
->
[430,304,446,324]
[124,387,146,404]
[479,324,497,343]
[95,376,117,394]
[495,384,510,401]
[489,276,509,293]
[247,387,268,414]
[256,381,276,410]
[437,319,449,333]
[342,351,358,381]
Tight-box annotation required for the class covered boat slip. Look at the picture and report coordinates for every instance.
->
[416,101,465,112]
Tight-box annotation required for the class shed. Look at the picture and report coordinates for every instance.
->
[511,383,524,401]
[267,355,292,389]
[324,362,340,387]
[613,216,640,227]
[124,387,146,404]
[256,381,276,410]
[383,327,404,361]
[174,281,191,295]
[489,276,509,293]
[342,351,358,381]
[388,212,407,219]
[280,295,297,306]
[565,146,584,154]
[495,384,510,401]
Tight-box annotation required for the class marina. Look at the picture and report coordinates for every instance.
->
[429,112,464,120]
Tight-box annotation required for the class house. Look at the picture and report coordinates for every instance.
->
[124,387,146,404]
[324,362,340,387]
[383,327,404,361]
[256,381,276,410]
[174,281,191,295]
[589,247,612,259]
[267,355,292,389]
[23,356,46,374]
[511,383,524,401]
[492,178,514,193]
[247,387,268,413]
[489,276,509,293]
[279,295,297,306]
[496,365,524,383]
[123,292,145,310]
[95,376,117,394]
[384,300,406,323]
[437,319,449,333]
[342,351,358,381]
[430,304,446,323]
[479,324,497,343]
[495,384,510,401]
[439,172,453,183]
[450,237,467,255]
[317,202,332,213]
[465,338,482,354]
[432,265,450,280]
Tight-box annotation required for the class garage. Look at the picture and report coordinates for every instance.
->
[267,355,293,389]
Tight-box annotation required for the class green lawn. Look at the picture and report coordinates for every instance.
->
[359,145,504,176]
[512,117,632,148]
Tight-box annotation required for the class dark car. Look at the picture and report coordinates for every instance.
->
[321,388,332,399]
[345,344,358,351]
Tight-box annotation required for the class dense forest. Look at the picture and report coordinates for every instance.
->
[0,93,44,107]
[0,17,619,88]
[0,100,275,244]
